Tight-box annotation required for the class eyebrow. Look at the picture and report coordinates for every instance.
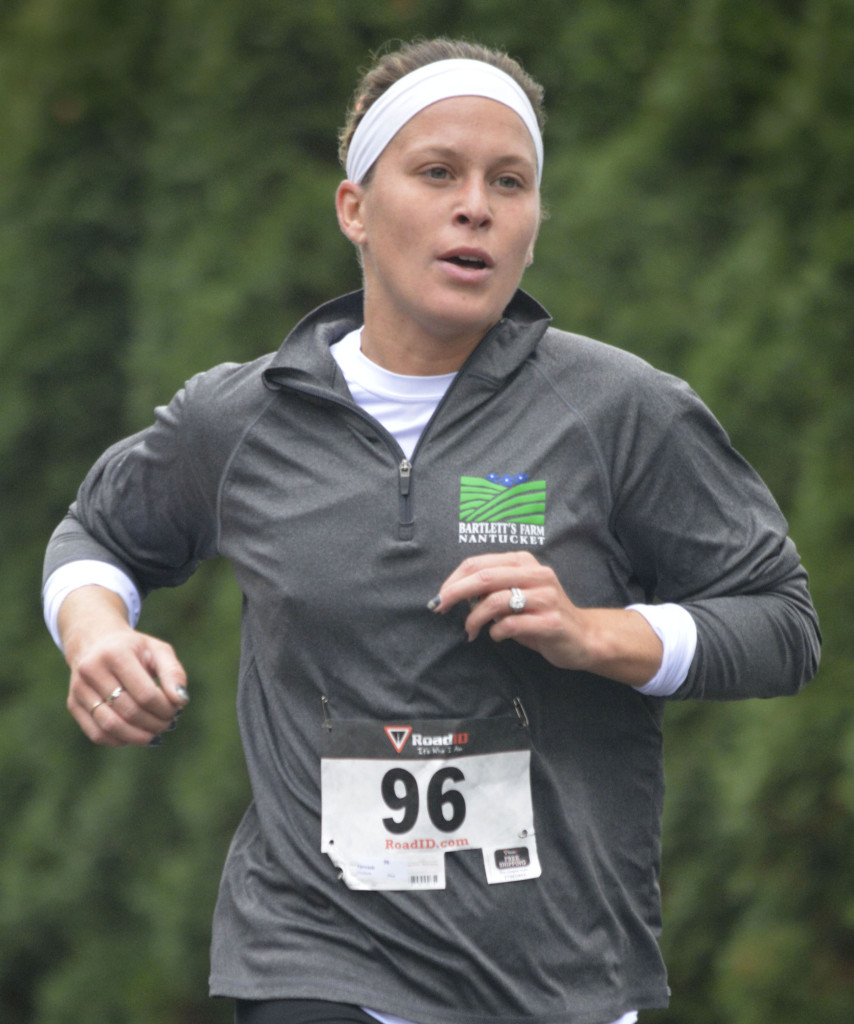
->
[407,144,536,169]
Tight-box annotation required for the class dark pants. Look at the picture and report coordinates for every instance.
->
[234,999,382,1024]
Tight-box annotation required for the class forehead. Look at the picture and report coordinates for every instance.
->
[387,95,538,162]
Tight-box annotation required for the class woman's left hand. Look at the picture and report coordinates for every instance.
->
[429,551,663,686]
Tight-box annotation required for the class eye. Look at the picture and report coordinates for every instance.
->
[423,166,450,181]
[495,174,523,190]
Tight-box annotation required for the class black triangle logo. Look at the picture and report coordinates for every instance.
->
[384,726,412,754]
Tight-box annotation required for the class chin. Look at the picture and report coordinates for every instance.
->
[428,293,507,335]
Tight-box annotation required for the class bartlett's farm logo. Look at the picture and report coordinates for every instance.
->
[458,473,546,546]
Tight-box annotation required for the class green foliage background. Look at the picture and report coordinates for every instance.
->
[1,1,851,1021]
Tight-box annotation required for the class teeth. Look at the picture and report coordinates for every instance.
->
[451,255,485,268]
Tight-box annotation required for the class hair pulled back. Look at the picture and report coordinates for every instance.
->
[338,37,545,171]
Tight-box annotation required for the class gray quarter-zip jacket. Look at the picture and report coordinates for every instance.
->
[44,289,820,1024]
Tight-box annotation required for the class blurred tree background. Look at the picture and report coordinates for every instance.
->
[1,0,851,1021]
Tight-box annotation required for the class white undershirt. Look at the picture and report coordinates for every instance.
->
[331,328,456,460]
[366,1012,638,1024]
[43,328,692,1024]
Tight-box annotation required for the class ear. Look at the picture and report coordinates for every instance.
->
[336,180,367,246]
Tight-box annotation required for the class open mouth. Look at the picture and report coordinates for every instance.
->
[442,254,488,270]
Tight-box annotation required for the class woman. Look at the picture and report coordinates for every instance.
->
[44,38,820,1024]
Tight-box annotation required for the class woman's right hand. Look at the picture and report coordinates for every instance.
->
[60,586,189,747]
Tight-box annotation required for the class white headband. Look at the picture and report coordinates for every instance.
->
[345,58,543,186]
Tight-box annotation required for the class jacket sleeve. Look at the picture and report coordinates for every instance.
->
[610,371,820,701]
[42,364,246,597]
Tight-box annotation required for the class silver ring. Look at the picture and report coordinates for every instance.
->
[509,587,526,613]
[106,686,124,705]
[91,699,105,714]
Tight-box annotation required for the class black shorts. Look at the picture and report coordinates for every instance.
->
[234,999,382,1024]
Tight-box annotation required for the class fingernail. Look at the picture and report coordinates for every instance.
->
[175,685,190,703]
[148,736,164,747]
[426,593,442,611]
[166,718,179,732]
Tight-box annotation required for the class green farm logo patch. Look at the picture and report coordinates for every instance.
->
[458,473,546,546]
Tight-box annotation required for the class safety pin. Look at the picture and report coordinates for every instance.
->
[513,696,529,729]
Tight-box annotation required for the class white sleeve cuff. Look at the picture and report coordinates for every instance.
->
[627,603,697,697]
[42,560,142,651]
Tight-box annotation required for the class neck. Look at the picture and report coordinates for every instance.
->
[360,301,496,376]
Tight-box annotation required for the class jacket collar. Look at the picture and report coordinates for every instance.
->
[263,289,552,394]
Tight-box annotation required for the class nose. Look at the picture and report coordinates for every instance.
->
[453,177,492,229]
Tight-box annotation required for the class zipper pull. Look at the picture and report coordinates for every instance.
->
[399,458,412,498]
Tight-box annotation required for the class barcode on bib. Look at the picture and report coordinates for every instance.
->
[410,875,439,885]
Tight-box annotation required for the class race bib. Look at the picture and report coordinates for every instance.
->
[320,715,540,890]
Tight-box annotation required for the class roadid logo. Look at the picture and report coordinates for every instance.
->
[459,473,546,545]
[384,726,470,755]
